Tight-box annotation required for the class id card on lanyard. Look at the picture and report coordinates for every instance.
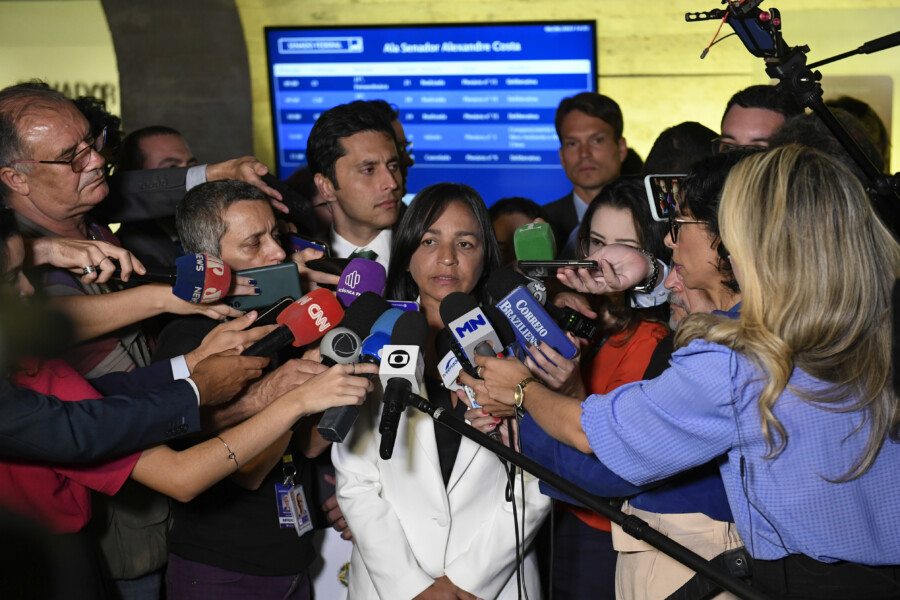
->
[274,453,313,537]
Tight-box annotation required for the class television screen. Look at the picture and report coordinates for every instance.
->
[265,21,596,205]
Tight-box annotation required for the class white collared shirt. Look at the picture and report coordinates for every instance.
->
[330,228,393,272]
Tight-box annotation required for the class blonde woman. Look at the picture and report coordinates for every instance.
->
[467,146,900,600]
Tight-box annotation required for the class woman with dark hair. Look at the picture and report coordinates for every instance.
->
[517,177,671,600]
[335,183,549,600]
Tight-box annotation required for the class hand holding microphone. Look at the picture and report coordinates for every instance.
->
[242,287,344,357]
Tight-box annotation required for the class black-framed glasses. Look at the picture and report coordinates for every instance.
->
[667,216,705,244]
[12,126,107,173]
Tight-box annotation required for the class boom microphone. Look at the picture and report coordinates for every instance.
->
[317,293,391,442]
[242,288,343,357]
[378,311,428,460]
[115,253,232,304]
[335,258,386,307]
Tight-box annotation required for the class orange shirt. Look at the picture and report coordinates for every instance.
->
[568,320,669,531]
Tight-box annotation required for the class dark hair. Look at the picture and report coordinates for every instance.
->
[119,125,184,171]
[366,99,400,122]
[72,96,124,169]
[0,81,71,170]
[643,121,717,174]
[176,179,268,256]
[386,183,501,303]
[488,196,542,222]
[680,150,758,294]
[306,101,396,187]
[555,92,624,141]
[621,148,644,176]
[722,85,803,125]
[768,109,885,183]
[825,96,890,170]
[575,177,670,338]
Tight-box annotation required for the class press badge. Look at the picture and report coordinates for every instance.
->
[275,454,313,536]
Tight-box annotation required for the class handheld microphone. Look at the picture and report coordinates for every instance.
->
[115,253,231,304]
[378,311,428,460]
[486,268,598,341]
[318,293,391,443]
[370,308,404,336]
[242,288,343,357]
[335,258,386,307]
[439,292,503,363]
[513,222,556,261]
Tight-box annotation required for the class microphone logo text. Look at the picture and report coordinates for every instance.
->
[454,314,487,339]
[344,270,361,289]
[387,349,410,367]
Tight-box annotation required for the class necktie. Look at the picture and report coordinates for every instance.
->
[349,248,378,261]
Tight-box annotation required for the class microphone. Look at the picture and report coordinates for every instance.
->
[115,253,232,304]
[378,311,427,460]
[242,288,343,357]
[513,222,556,261]
[486,268,598,341]
[439,292,504,364]
[318,293,391,443]
[357,307,406,368]
[335,258,386,307]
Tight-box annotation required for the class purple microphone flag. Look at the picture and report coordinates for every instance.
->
[336,258,386,307]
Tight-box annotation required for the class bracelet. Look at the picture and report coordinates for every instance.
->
[216,435,240,469]
[631,248,659,294]
[514,377,538,409]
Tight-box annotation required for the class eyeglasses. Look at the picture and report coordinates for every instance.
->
[667,216,705,244]
[577,235,604,259]
[12,126,107,173]
[711,136,767,154]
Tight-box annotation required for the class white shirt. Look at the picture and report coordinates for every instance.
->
[330,228,393,272]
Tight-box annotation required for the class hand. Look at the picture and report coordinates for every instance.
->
[205,156,286,210]
[160,284,244,320]
[459,390,501,435]
[497,417,520,451]
[191,349,270,406]
[228,275,261,298]
[523,339,585,399]
[414,576,481,600]
[459,355,531,417]
[245,358,329,408]
[290,247,340,291]
[27,237,147,284]
[557,244,653,295]
[184,311,277,371]
[322,475,354,542]
[285,362,378,415]
[552,291,598,320]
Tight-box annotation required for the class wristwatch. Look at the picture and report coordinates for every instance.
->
[631,248,659,294]
[514,377,538,409]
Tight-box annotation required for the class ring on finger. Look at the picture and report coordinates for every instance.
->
[476,365,485,379]
[82,265,97,275]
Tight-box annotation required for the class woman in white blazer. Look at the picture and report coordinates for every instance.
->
[333,183,550,600]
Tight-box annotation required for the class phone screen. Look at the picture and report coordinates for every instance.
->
[644,174,686,223]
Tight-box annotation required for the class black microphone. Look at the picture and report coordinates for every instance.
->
[378,311,428,460]
[318,293,391,443]
[113,252,232,304]
[242,288,343,357]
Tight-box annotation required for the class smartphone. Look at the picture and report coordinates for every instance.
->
[518,260,598,278]
[284,233,330,256]
[228,263,302,311]
[305,257,353,291]
[251,296,295,328]
[644,174,687,223]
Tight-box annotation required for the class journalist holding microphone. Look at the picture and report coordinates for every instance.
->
[465,146,900,600]
[333,183,550,600]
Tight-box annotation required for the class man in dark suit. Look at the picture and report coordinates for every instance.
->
[0,350,267,464]
[543,92,628,256]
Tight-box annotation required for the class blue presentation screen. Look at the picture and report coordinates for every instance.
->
[265,22,596,205]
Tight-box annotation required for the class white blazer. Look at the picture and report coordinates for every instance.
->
[333,387,550,600]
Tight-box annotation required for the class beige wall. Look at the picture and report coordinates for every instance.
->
[0,1,120,114]
[236,0,900,174]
